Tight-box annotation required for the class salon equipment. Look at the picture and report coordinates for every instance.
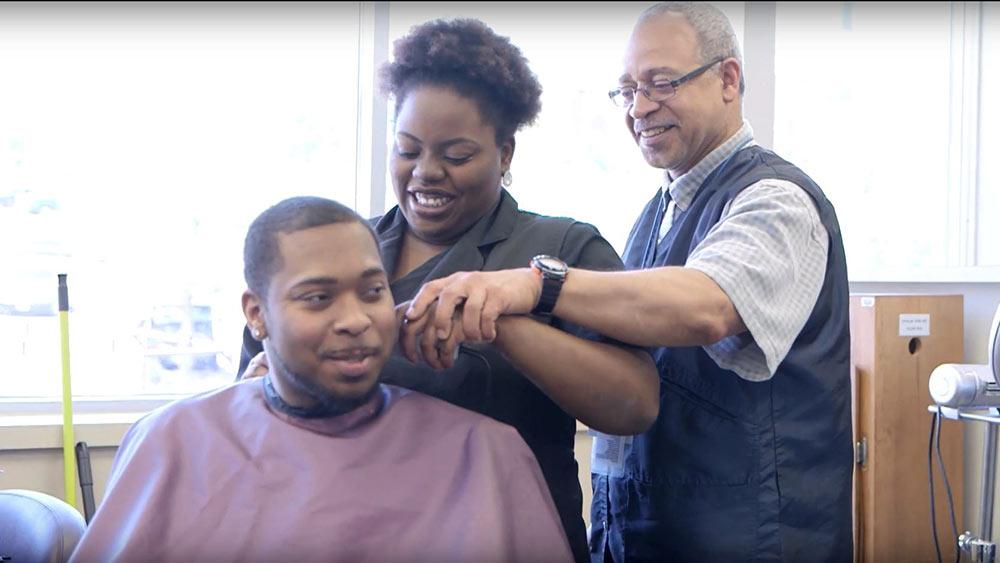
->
[929,303,1000,563]
[930,364,1000,408]
[930,305,1000,409]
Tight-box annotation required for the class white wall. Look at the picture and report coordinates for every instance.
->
[0,418,131,513]
[0,447,117,513]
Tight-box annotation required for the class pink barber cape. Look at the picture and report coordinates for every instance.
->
[70,380,572,563]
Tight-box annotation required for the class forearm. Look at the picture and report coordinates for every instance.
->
[552,266,746,348]
[492,315,659,435]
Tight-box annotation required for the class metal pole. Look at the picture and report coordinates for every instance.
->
[58,273,77,509]
[981,421,998,543]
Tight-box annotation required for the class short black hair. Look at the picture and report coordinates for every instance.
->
[243,196,377,297]
[379,18,542,143]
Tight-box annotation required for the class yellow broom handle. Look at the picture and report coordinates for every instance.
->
[58,274,77,508]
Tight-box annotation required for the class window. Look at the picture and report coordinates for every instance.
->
[773,2,999,280]
[0,2,363,398]
[773,2,954,277]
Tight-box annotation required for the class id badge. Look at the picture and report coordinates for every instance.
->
[589,430,633,478]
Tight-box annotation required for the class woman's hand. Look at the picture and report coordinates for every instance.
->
[240,351,269,380]
[399,299,468,371]
[403,268,541,343]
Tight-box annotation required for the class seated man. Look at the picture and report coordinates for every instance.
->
[70,196,572,563]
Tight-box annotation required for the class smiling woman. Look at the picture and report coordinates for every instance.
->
[380,17,541,267]
[390,86,513,254]
[383,3,669,256]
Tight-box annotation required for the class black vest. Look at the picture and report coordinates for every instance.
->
[591,145,853,563]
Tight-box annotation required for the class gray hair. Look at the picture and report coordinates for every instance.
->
[639,2,745,95]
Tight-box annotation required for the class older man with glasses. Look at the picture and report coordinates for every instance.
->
[401,2,853,562]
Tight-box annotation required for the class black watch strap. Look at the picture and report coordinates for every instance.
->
[532,275,564,316]
[530,255,568,316]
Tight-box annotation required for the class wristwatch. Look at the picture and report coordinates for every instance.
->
[530,255,568,316]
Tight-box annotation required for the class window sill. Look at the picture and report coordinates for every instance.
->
[0,396,177,416]
[0,397,176,451]
[849,266,1000,284]
[0,405,593,451]
[0,413,143,451]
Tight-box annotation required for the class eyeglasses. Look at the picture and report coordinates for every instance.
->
[609,58,724,108]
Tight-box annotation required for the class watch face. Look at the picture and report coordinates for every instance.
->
[536,256,568,274]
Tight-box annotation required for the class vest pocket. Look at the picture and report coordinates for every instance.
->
[633,379,756,486]
[622,478,757,562]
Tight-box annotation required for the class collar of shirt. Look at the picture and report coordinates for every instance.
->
[660,120,756,216]
[262,375,387,435]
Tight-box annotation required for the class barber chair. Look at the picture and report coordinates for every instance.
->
[0,489,85,563]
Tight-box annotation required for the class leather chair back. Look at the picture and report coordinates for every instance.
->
[0,489,85,563]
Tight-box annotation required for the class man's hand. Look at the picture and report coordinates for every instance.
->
[404,268,542,343]
[240,351,268,380]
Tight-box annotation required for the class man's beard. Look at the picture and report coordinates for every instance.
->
[268,345,381,418]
